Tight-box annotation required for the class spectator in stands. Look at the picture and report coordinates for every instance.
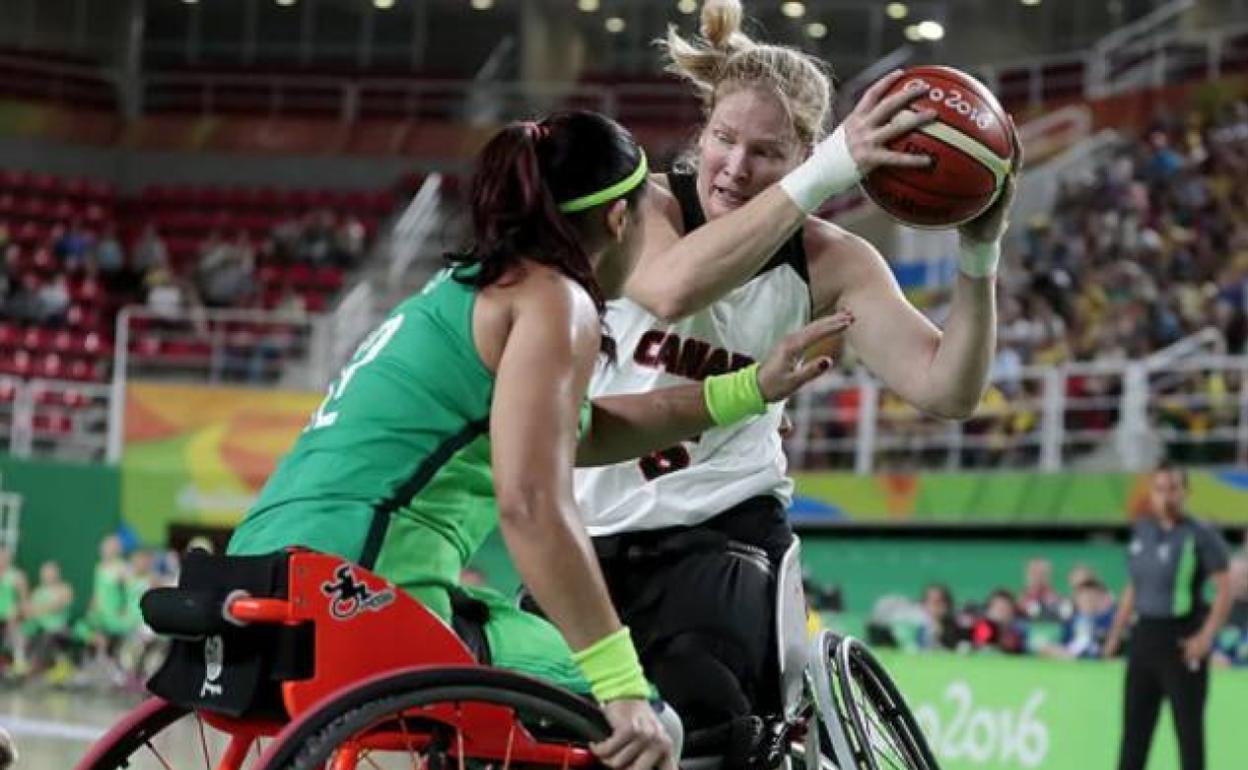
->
[915,584,962,652]
[297,210,337,265]
[970,589,1028,654]
[21,560,73,682]
[95,224,124,274]
[54,219,94,269]
[36,273,70,325]
[1021,557,1064,620]
[1212,555,1248,667]
[131,224,169,273]
[1066,562,1097,594]
[2,273,37,322]
[0,245,15,304]
[336,214,367,266]
[196,229,255,308]
[1039,578,1116,660]
[0,548,28,675]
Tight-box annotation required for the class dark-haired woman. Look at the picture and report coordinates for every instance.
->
[228,111,849,770]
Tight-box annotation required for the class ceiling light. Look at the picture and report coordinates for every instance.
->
[886,3,908,20]
[605,16,626,33]
[578,0,599,12]
[677,0,698,14]
[470,0,493,8]
[917,20,944,40]
[374,0,395,9]
[806,22,827,39]
[1021,0,1042,5]
[781,2,806,19]
[275,0,296,7]
[904,24,922,42]
[181,0,198,5]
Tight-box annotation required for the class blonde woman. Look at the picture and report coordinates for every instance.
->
[574,0,1018,760]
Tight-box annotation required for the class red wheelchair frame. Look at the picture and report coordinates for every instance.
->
[75,550,606,770]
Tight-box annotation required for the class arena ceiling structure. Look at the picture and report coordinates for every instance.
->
[2,0,1241,85]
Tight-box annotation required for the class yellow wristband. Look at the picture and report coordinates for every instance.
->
[571,626,650,703]
[703,363,767,426]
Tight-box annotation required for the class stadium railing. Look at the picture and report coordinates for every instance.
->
[786,347,1248,474]
[0,373,110,462]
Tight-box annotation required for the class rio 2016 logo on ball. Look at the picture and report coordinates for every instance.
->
[861,65,1018,229]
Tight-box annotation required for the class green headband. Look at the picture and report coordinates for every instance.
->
[556,150,648,214]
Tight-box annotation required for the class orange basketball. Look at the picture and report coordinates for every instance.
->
[861,65,1016,229]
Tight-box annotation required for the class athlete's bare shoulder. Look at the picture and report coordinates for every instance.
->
[803,216,892,315]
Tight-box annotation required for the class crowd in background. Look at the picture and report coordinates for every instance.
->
[818,549,1248,666]
[0,535,181,690]
[0,209,368,328]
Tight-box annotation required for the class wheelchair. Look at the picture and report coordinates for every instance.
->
[74,544,938,770]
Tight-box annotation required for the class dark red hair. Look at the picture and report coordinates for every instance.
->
[450,111,646,356]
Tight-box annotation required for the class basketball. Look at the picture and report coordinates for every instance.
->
[861,65,1016,229]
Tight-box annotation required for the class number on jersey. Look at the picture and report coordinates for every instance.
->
[307,314,404,431]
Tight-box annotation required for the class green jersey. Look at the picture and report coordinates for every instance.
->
[229,266,498,619]
[24,585,69,635]
[0,569,20,621]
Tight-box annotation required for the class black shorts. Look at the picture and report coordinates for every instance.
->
[592,496,794,718]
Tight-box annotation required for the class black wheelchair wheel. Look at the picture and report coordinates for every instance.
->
[74,697,276,770]
[832,638,938,770]
[256,666,612,770]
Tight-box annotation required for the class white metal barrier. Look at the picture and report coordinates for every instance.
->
[786,354,1248,474]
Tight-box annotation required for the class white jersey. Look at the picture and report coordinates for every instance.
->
[574,172,812,536]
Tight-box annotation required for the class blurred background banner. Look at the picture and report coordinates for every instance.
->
[878,652,1246,770]
[121,382,319,543]
[791,470,1248,524]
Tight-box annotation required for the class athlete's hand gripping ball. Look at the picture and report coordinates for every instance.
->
[756,310,855,402]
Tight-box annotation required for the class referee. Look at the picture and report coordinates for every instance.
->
[1105,463,1232,770]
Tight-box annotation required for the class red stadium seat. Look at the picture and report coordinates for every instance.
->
[0,323,16,349]
[0,170,29,193]
[304,291,328,312]
[52,329,77,354]
[23,327,51,352]
[36,353,64,379]
[67,357,99,382]
[1,350,32,377]
[315,265,344,292]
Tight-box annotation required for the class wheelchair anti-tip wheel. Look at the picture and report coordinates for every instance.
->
[808,633,937,770]
[255,666,612,770]
[74,697,279,770]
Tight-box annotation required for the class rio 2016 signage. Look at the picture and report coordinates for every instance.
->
[877,652,1244,770]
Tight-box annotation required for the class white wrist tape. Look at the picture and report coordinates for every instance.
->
[957,237,1001,279]
[779,124,861,214]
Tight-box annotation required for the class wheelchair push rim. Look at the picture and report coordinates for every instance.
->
[255,666,611,770]
[833,638,939,770]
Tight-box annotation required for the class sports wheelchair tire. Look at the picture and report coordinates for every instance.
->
[806,632,937,770]
[256,666,612,770]
[74,697,279,770]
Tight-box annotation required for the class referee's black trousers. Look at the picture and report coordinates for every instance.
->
[1117,617,1209,770]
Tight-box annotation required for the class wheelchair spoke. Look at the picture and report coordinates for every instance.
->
[502,721,516,770]
[398,713,421,770]
[142,740,178,770]
[195,712,210,769]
